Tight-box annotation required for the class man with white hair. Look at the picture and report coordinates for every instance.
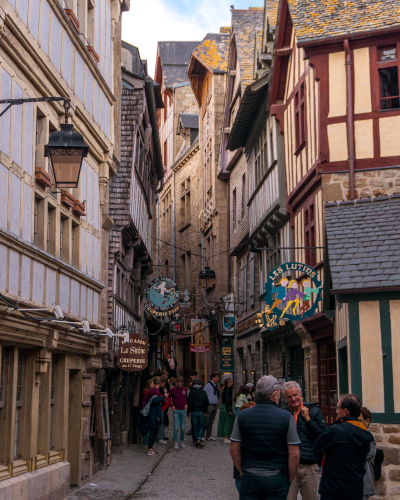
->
[229,375,300,500]
[282,381,326,500]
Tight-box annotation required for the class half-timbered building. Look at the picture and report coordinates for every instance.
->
[104,41,164,451]
[0,0,128,496]
[269,0,400,462]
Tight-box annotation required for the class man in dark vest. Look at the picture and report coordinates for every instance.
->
[229,375,301,500]
[282,381,326,500]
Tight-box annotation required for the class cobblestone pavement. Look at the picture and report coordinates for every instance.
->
[66,412,238,500]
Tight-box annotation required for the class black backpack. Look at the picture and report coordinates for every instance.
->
[374,448,384,481]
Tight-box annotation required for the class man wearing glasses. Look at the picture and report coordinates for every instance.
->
[312,394,374,500]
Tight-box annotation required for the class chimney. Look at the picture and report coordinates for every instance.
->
[220,27,232,34]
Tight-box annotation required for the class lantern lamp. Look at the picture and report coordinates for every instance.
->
[44,106,89,189]
[199,266,216,289]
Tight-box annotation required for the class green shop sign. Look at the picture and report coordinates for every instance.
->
[220,345,234,371]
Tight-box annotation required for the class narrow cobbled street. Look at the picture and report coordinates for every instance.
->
[66,416,237,500]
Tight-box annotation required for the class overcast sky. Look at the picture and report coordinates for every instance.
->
[121,0,264,78]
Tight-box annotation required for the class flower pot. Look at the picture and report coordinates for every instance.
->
[64,9,80,33]
[35,168,52,188]
[73,199,86,216]
[87,46,99,65]
[61,190,75,208]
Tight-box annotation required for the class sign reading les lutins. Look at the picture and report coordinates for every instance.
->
[255,262,323,331]
[117,333,148,372]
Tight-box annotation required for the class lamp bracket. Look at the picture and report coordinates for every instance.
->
[0,97,70,119]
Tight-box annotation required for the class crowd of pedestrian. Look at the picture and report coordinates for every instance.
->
[137,370,379,500]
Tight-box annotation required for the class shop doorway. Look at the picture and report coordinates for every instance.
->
[317,338,337,425]
[68,369,82,486]
[289,345,304,389]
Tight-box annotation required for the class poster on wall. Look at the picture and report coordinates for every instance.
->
[255,262,323,332]
[190,319,211,353]
[222,292,235,311]
[223,313,235,333]
[220,345,234,371]
[117,333,148,372]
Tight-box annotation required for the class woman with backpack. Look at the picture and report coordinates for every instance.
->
[140,376,166,456]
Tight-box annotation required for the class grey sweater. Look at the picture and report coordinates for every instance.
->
[363,432,376,496]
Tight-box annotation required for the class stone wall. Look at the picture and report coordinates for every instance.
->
[321,168,400,202]
[369,423,400,498]
[173,85,199,162]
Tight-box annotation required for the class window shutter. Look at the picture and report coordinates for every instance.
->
[249,253,255,307]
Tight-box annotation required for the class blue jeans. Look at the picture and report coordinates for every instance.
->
[143,432,149,446]
[235,478,242,492]
[173,409,186,443]
[240,472,290,500]
[191,412,205,442]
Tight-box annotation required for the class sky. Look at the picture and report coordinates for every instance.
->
[121,0,264,79]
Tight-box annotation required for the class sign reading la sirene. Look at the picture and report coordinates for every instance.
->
[256,262,323,331]
[117,333,148,372]
[144,277,179,317]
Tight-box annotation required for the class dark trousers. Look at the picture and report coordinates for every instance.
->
[203,404,217,438]
[191,411,205,442]
[240,472,290,500]
[148,427,158,449]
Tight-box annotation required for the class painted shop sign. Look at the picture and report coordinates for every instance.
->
[237,314,259,333]
[117,333,148,372]
[256,262,323,331]
[221,345,234,371]
[144,277,179,316]
[190,319,211,353]
[223,313,235,332]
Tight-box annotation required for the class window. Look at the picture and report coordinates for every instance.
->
[60,214,69,263]
[232,188,237,229]
[377,46,400,110]
[14,351,24,459]
[254,125,268,185]
[241,174,246,220]
[35,109,46,171]
[180,177,191,225]
[294,83,306,153]
[50,359,56,449]
[305,202,316,268]
[0,349,5,429]
[72,221,80,268]
[34,196,45,249]
[47,205,56,255]
[180,252,192,291]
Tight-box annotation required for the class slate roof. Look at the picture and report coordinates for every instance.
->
[158,41,201,87]
[265,0,279,30]
[192,33,230,73]
[232,8,264,88]
[325,195,400,292]
[179,113,199,130]
[287,0,400,45]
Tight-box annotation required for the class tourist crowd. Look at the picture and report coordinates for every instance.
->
[137,369,378,500]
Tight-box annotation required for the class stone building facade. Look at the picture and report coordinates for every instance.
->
[0,0,128,497]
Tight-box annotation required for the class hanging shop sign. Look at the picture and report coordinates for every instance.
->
[190,319,211,353]
[221,345,234,371]
[144,277,179,316]
[222,292,235,311]
[223,313,235,332]
[117,333,148,372]
[179,289,191,308]
[255,262,323,331]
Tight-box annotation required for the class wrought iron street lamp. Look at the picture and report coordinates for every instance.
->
[0,96,88,189]
[199,266,216,289]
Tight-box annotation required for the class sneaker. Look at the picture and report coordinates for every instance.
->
[180,442,186,448]
[147,449,159,456]
[196,440,204,448]
[174,442,179,450]
[201,437,205,442]
[159,439,168,445]
[206,437,216,441]
[224,438,231,444]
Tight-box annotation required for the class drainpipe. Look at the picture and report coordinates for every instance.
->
[172,86,176,282]
[344,39,355,200]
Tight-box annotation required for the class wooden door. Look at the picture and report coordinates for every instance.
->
[317,338,337,425]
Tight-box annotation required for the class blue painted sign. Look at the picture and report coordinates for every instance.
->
[256,262,323,331]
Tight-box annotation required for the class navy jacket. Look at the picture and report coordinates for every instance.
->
[313,417,374,500]
[236,399,293,471]
[283,402,326,464]
[187,386,209,414]
[137,395,165,436]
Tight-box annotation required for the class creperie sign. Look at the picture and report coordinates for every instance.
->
[117,333,148,372]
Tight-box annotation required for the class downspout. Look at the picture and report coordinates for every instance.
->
[343,40,355,200]
[172,86,176,282]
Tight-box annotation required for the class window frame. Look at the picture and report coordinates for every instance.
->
[294,83,306,155]
[372,42,400,112]
[377,45,400,110]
